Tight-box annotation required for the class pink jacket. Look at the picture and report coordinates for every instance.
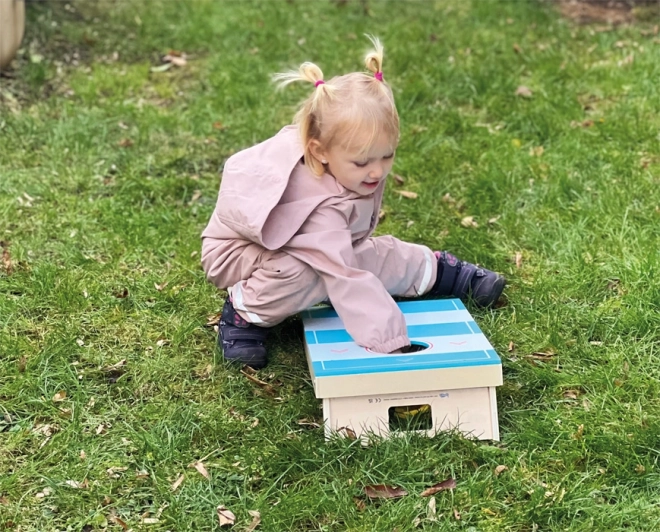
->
[202,125,410,352]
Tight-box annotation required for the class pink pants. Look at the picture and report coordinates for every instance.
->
[203,235,436,326]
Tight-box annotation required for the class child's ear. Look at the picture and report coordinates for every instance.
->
[308,139,328,164]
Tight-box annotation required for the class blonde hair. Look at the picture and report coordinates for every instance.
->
[273,35,400,177]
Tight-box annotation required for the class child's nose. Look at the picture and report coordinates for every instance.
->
[369,164,384,179]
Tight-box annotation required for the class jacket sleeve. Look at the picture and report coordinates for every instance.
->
[282,204,409,353]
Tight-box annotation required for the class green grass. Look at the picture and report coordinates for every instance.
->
[2,0,660,530]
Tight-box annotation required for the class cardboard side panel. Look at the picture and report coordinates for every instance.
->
[324,387,499,441]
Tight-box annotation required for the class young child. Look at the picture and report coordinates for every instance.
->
[201,37,505,369]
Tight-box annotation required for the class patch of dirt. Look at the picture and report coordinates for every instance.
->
[557,0,659,25]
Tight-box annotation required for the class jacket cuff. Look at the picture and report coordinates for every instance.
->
[370,334,410,354]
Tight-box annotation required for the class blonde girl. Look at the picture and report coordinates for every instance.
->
[201,37,505,368]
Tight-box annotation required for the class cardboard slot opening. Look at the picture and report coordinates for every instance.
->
[401,341,430,353]
[388,404,432,431]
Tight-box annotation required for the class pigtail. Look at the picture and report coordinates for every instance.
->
[273,62,325,89]
[363,34,384,77]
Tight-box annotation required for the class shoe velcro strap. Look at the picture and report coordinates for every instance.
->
[453,262,477,299]
[223,326,269,342]
[435,252,460,295]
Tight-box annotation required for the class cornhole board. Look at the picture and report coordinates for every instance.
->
[302,299,502,440]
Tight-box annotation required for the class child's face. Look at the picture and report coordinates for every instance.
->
[316,131,396,196]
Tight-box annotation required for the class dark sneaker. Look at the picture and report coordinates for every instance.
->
[218,299,269,369]
[429,251,506,308]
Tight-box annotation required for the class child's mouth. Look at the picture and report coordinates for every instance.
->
[363,181,379,188]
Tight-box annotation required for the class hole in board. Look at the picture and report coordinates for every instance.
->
[388,404,432,432]
[401,341,430,353]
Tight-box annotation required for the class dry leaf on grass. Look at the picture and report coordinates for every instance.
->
[52,391,67,402]
[1,241,12,275]
[515,251,523,269]
[246,510,261,532]
[378,209,386,221]
[396,190,418,199]
[206,312,222,327]
[494,465,508,476]
[163,51,187,67]
[118,138,133,148]
[190,461,211,480]
[460,216,478,228]
[421,477,457,497]
[65,479,88,489]
[515,85,533,98]
[337,426,357,439]
[353,496,366,511]
[364,484,408,499]
[297,418,321,429]
[563,390,579,400]
[453,508,461,520]
[108,511,129,531]
[217,505,236,527]
[171,473,185,492]
[240,369,277,395]
[392,174,405,185]
[529,146,544,157]
[528,351,556,361]
[508,341,515,352]
[103,359,127,372]
[154,281,168,291]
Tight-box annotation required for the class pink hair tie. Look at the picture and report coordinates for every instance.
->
[315,80,325,87]
[374,71,383,82]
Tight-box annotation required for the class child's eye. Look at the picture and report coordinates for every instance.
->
[353,161,368,168]
[383,153,395,160]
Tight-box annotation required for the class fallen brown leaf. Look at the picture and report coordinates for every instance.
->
[378,209,386,221]
[118,138,133,148]
[508,341,515,352]
[513,43,522,53]
[246,510,261,532]
[297,418,321,429]
[353,496,366,512]
[529,351,555,361]
[171,473,185,492]
[420,477,456,497]
[206,312,222,327]
[515,251,523,269]
[108,511,129,531]
[337,426,357,439]
[396,190,418,199]
[163,53,187,67]
[460,216,478,228]
[114,288,129,299]
[515,85,533,98]
[154,281,168,291]
[529,146,544,157]
[17,356,27,372]
[52,391,67,403]
[190,461,210,480]
[494,465,508,476]
[217,505,236,527]
[1,241,12,275]
[212,121,227,130]
[563,390,579,400]
[103,359,127,372]
[574,424,584,440]
[364,484,408,499]
[453,508,461,520]
[240,369,277,395]
[392,174,405,185]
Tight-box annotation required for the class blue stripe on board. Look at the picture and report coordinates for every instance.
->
[305,331,317,345]
[305,307,339,320]
[314,320,477,345]
[304,299,465,321]
[397,299,464,313]
[313,349,500,377]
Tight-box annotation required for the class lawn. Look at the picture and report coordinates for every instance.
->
[1,0,660,530]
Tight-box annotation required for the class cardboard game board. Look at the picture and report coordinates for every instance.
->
[302,299,502,440]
